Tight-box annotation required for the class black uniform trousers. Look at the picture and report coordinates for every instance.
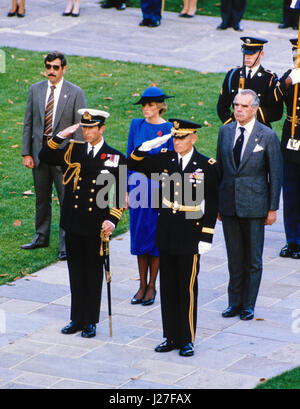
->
[220,0,246,27]
[221,216,265,310]
[65,232,104,326]
[159,251,200,347]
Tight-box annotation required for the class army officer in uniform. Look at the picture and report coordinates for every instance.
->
[273,39,300,259]
[127,119,219,356]
[217,36,283,128]
[39,109,126,338]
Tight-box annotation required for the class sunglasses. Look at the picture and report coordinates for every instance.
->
[45,63,61,71]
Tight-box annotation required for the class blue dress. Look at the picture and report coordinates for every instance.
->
[127,118,173,256]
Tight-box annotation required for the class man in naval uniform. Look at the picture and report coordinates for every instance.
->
[39,109,126,338]
[273,38,300,259]
[127,118,219,356]
[217,36,283,128]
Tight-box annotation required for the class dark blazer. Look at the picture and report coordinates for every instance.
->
[22,79,86,167]
[127,147,219,255]
[217,120,283,218]
[217,65,283,127]
[39,136,126,236]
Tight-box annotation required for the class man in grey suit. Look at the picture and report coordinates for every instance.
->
[21,51,86,260]
[216,89,282,320]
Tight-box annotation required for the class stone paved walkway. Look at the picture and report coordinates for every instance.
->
[0,0,300,391]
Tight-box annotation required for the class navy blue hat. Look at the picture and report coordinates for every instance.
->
[169,118,201,139]
[133,86,174,105]
[240,36,268,55]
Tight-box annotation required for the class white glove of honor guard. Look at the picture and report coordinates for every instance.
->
[289,68,300,85]
[198,241,212,255]
[139,133,172,152]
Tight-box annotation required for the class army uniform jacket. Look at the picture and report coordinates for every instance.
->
[273,69,300,164]
[39,135,126,236]
[127,147,219,255]
[217,65,283,127]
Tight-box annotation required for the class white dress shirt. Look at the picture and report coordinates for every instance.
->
[87,138,104,157]
[177,147,194,170]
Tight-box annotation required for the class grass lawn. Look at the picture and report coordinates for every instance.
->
[127,0,284,23]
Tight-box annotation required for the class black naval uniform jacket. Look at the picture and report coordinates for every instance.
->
[273,69,300,164]
[127,147,219,255]
[217,65,283,128]
[127,146,218,346]
[39,135,126,325]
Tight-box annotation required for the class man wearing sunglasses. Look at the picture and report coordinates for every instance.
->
[217,36,283,128]
[21,51,86,260]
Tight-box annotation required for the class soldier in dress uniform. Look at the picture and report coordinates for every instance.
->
[273,39,300,259]
[127,118,219,356]
[39,109,126,338]
[217,36,283,128]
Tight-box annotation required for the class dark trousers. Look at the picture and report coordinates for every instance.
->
[141,0,162,22]
[32,162,65,252]
[222,216,265,310]
[66,232,104,325]
[159,251,200,347]
[220,0,246,27]
[282,0,299,27]
[283,160,300,247]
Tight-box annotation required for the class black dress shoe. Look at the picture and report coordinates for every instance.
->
[279,244,293,258]
[81,324,96,338]
[58,251,67,261]
[101,0,115,8]
[71,10,80,17]
[147,20,160,27]
[291,246,300,259]
[142,289,156,306]
[222,305,241,318]
[139,19,151,26]
[233,24,243,31]
[61,321,82,334]
[21,234,49,250]
[62,9,73,16]
[240,308,254,320]
[278,23,289,29]
[155,339,177,353]
[179,342,194,357]
[179,13,188,17]
[217,23,227,30]
[116,2,126,10]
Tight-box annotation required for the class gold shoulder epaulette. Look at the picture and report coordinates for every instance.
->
[208,158,216,165]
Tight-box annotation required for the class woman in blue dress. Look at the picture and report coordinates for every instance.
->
[127,87,174,306]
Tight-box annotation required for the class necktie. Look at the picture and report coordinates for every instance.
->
[44,85,56,137]
[233,127,245,168]
[179,157,183,170]
[88,146,94,159]
[247,69,252,81]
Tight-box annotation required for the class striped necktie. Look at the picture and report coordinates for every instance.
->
[44,85,56,138]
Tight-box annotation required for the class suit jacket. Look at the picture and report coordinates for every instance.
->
[39,136,126,236]
[217,65,283,127]
[216,120,283,218]
[22,79,86,167]
[127,147,219,255]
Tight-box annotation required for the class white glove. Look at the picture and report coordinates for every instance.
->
[198,241,212,255]
[139,133,172,152]
[289,68,300,84]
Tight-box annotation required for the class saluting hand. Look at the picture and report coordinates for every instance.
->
[57,123,81,139]
[139,133,172,152]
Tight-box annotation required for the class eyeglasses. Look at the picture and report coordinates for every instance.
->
[45,63,61,71]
